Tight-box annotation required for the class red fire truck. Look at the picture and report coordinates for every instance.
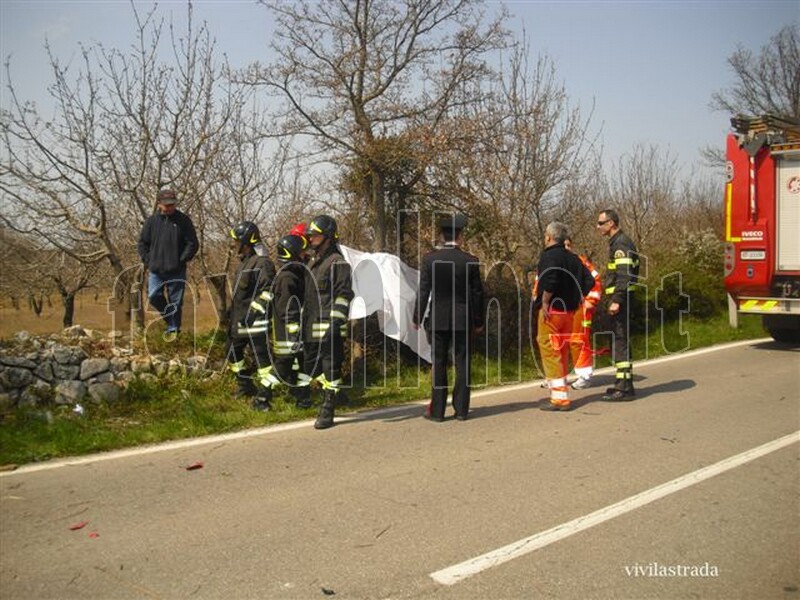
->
[724,114,800,343]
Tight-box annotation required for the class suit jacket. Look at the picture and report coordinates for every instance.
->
[414,243,484,332]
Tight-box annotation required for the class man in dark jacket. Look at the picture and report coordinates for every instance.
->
[597,209,640,401]
[413,214,484,422]
[137,188,199,339]
[299,215,354,429]
[226,221,276,410]
[533,222,595,411]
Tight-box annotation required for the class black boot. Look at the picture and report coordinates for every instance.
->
[252,387,273,412]
[602,379,635,401]
[234,373,258,399]
[291,386,313,409]
[314,390,336,430]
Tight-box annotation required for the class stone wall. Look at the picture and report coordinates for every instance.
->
[0,327,215,412]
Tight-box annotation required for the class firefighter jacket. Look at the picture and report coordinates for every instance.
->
[230,247,276,338]
[605,230,639,304]
[270,261,305,355]
[303,243,354,342]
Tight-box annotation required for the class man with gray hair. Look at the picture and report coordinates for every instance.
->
[532,222,595,411]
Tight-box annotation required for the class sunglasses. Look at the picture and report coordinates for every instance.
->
[597,219,611,226]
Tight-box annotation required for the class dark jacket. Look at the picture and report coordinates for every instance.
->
[414,243,484,331]
[605,230,640,304]
[271,260,305,341]
[534,243,595,312]
[230,250,276,338]
[303,244,354,342]
[137,210,199,275]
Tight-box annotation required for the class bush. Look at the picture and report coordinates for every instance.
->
[649,228,726,322]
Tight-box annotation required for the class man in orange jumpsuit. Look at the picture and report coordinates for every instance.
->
[533,223,595,411]
[564,236,602,389]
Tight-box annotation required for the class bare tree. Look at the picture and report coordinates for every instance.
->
[711,24,800,118]
[0,227,50,317]
[604,144,679,253]
[1,3,287,332]
[246,0,509,250]
[424,44,600,267]
[704,24,800,167]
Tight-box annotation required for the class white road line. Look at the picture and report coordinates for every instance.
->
[430,430,800,586]
[0,338,775,477]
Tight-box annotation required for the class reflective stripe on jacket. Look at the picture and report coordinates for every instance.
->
[604,230,639,304]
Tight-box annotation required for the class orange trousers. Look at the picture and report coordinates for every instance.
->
[569,304,595,374]
[536,310,576,405]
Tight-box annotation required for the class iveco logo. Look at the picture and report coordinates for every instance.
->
[741,230,764,240]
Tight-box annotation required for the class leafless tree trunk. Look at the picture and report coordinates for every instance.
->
[247,0,509,251]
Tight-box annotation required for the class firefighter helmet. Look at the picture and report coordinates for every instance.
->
[277,234,306,260]
[230,221,261,246]
[306,215,338,240]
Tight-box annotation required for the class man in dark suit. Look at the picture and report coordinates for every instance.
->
[413,214,484,421]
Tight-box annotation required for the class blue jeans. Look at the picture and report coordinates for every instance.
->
[148,269,186,332]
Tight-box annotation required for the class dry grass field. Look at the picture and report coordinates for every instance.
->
[0,291,221,339]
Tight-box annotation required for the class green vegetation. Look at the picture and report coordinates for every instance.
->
[0,314,768,466]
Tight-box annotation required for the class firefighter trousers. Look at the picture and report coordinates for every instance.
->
[609,298,634,391]
[227,332,272,396]
[300,330,346,393]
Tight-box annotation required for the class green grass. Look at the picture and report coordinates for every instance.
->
[0,313,769,466]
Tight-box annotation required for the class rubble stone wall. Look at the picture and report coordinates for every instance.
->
[0,327,214,411]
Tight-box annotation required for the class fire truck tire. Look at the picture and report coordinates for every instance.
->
[763,315,800,345]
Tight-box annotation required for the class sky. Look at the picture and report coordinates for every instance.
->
[1,0,798,182]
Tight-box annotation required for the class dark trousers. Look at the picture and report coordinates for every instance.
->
[270,352,299,386]
[610,298,634,390]
[303,331,345,390]
[228,335,270,370]
[270,346,309,402]
[430,328,470,419]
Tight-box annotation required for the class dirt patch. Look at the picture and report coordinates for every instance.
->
[0,292,221,339]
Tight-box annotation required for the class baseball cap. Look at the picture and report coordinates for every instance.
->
[157,189,177,204]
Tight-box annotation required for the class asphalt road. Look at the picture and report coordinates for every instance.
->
[1,339,798,600]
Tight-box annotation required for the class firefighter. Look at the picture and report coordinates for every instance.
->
[564,235,602,389]
[597,209,639,401]
[298,215,354,429]
[262,234,312,409]
[227,221,277,411]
